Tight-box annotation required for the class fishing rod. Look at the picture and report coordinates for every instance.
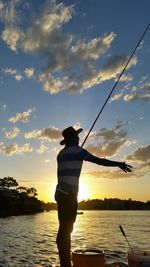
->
[81,23,150,147]
[119,225,134,255]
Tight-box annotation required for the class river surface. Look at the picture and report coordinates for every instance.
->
[0,210,150,266]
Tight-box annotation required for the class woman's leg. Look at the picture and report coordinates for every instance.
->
[56,220,73,267]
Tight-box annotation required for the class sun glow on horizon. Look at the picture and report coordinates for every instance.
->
[78,181,90,201]
[37,181,91,202]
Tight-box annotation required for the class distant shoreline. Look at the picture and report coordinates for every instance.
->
[1,188,150,218]
[43,198,150,211]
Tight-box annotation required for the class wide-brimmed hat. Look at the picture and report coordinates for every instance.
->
[60,126,83,145]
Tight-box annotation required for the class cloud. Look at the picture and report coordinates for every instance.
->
[85,121,135,157]
[137,162,150,178]
[0,0,24,51]
[24,125,61,141]
[111,93,123,102]
[39,73,67,94]
[2,26,22,51]
[21,2,73,55]
[84,169,134,180]
[126,144,150,163]
[4,127,20,139]
[39,33,123,94]
[98,55,136,82]
[84,143,150,179]
[117,73,133,82]
[124,81,150,102]
[3,67,23,81]
[80,55,137,91]
[0,142,33,156]
[0,0,20,24]
[3,67,35,81]
[9,108,33,123]
[86,139,128,158]
[1,1,73,54]
[15,74,23,81]
[39,53,137,94]
[71,32,116,61]
[111,79,150,103]
[88,121,127,142]
[124,93,150,102]
[4,68,17,75]
[0,0,138,94]
[125,144,150,177]
[24,67,34,78]
[36,144,48,154]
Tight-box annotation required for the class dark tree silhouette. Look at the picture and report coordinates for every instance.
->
[26,187,37,198]
[0,177,43,217]
[0,177,18,188]
[17,186,37,197]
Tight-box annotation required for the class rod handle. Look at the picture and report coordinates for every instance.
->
[119,225,126,237]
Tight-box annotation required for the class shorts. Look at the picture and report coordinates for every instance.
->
[55,190,78,222]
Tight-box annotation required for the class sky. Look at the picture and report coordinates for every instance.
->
[0,0,150,202]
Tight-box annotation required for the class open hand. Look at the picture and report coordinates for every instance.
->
[118,162,132,173]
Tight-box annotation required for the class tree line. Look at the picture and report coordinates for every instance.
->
[0,177,44,217]
[1,177,150,218]
[44,198,150,211]
[78,198,150,210]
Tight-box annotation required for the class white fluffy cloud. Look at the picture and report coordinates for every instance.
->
[124,81,150,102]
[111,93,123,102]
[3,67,35,81]
[24,67,34,78]
[87,121,127,142]
[85,121,135,158]
[4,127,20,139]
[21,2,73,55]
[84,158,150,180]
[36,144,48,154]
[80,55,137,92]
[9,108,33,123]
[38,53,137,94]
[3,67,23,81]
[84,143,150,180]
[111,78,150,103]
[124,93,150,102]
[126,144,150,163]
[0,142,33,156]
[86,139,127,157]
[0,0,138,95]
[71,33,116,61]
[84,169,133,180]
[1,1,73,57]
[2,26,22,51]
[125,144,150,177]
[39,73,67,94]
[99,55,137,82]
[24,125,61,141]
[0,0,19,23]
[0,0,21,50]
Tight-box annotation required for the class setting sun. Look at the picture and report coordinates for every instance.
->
[78,181,90,201]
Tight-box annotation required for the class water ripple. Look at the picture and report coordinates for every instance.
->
[0,210,150,266]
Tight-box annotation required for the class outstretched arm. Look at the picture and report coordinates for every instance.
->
[86,154,132,173]
[117,161,132,173]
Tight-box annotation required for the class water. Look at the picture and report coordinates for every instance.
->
[0,210,150,266]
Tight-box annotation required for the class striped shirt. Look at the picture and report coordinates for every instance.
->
[56,145,90,195]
